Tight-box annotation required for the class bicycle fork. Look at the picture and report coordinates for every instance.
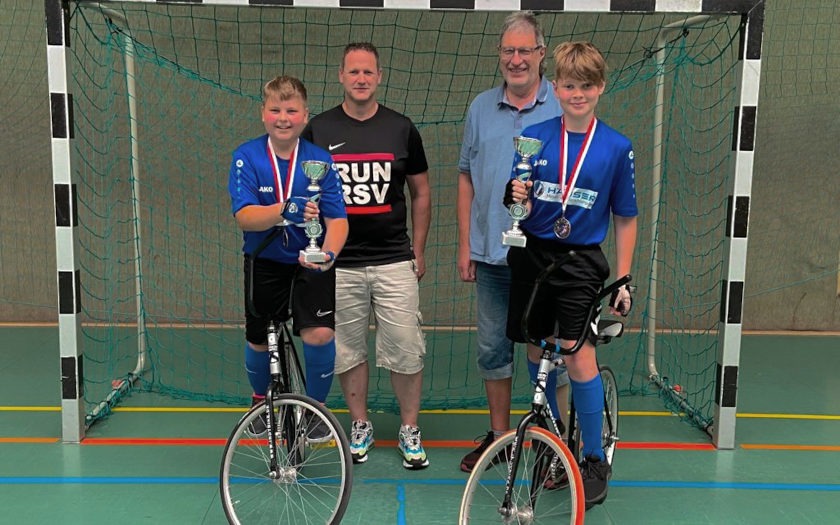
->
[265,321,282,478]
[499,353,557,519]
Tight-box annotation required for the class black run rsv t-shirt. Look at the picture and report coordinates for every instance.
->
[302,104,429,267]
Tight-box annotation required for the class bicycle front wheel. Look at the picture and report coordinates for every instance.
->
[459,426,585,525]
[220,394,352,525]
[600,366,619,465]
[283,333,306,397]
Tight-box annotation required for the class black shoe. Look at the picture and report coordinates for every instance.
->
[460,431,510,473]
[580,455,611,509]
[304,410,333,444]
[246,396,268,437]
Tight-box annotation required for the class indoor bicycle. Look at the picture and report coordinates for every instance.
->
[459,252,629,524]
[219,228,353,525]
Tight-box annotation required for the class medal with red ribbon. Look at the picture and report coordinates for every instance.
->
[555,117,597,239]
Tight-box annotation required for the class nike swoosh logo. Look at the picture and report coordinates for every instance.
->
[328,142,345,151]
[316,309,333,317]
[320,371,334,379]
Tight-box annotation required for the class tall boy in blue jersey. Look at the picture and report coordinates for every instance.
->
[507,42,637,509]
[457,11,571,474]
[228,76,348,439]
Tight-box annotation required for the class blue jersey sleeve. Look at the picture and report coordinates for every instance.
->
[610,143,638,218]
[228,144,261,216]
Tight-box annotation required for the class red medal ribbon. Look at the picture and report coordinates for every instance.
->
[266,138,298,204]
[558,117,597,217]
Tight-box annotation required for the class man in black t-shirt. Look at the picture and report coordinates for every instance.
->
[301,42,432,470]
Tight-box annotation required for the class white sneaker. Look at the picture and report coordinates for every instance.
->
[349,419,374,464]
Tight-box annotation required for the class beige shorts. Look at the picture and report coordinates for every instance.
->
[334,260,426,375]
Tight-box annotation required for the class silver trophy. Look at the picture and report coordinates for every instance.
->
[299,160,329,263]
[502,136,543,247]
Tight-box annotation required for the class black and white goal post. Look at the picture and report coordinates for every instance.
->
[46,0,85,443]
[714,0,764,449]
[46,0,763,445]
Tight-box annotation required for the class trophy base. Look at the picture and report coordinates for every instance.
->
[300,249,328,263]
[502,232,527,248]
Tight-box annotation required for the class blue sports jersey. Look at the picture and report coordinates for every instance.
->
[228,135,347,263]
[514,117,637,245]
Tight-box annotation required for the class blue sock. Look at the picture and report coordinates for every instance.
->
[244,343,271,397]
[571,374,606,461]
[303,339,336,403]
[527,358,560,420]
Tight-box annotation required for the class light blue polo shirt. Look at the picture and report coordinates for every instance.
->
[458,77,561,265]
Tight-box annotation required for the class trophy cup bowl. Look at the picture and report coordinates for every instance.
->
[502,136,543,248]
[301,160,328,193]
[299,160,330,263]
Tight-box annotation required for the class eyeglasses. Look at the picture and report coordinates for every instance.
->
[498,45,544,58]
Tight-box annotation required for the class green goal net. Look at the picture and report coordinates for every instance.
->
[64,2,745,429]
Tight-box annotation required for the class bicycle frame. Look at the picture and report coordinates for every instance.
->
[246,226,308,478]
[499,250,631,515]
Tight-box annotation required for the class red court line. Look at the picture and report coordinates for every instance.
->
[74,438,720,450]
[741,444,840,452]
[5,439,835,452]
[3,437,713,449]
[618,441,716,450]
[82,438,228,446]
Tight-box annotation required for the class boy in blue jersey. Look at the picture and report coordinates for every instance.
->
[228,76,349,439]
[457,10,571,475]
[506,42,637,509]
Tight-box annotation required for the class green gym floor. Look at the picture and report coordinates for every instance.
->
[1,328,838,524]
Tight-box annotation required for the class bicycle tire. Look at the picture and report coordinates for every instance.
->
[459,426,585,525]
[281,325,306,397]
[571,365,619,465]
[599,366,619,465]
[220,394,352,525]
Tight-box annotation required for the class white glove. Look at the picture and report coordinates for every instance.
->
[610,284,632,317]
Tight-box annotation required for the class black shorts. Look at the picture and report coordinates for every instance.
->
[506,237,610,345]
[243,256,336,344]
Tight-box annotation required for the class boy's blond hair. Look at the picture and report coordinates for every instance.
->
[262,75,308,103]
[553,42,607,85]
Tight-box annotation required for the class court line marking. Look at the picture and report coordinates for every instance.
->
[2,406,838,421]
[0,476,837,491]
[396,483,407,525]
[3,321,839,336]
[3,437,838,452]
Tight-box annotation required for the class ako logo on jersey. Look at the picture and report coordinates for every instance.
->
[331,153,395,215]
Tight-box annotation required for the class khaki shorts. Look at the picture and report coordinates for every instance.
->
[334,261,426,375]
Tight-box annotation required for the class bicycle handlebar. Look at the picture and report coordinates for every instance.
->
[521,250,632,356]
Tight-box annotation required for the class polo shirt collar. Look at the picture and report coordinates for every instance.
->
[497,77,552,110]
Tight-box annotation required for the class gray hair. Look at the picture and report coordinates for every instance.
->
[498,11,546,48]
[498,11,546,75]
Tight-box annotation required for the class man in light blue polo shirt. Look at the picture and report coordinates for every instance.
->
[456,10,564,473]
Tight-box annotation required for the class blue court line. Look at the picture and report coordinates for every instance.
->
[396,483,406,525]
[610,480,840,491]
[1,476,839,492]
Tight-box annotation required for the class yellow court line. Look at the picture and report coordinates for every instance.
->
[1,406,837,420]
[0,437,59,443]
[738,413,840,421]
[0,406,61,412]
[112,407,245,413]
